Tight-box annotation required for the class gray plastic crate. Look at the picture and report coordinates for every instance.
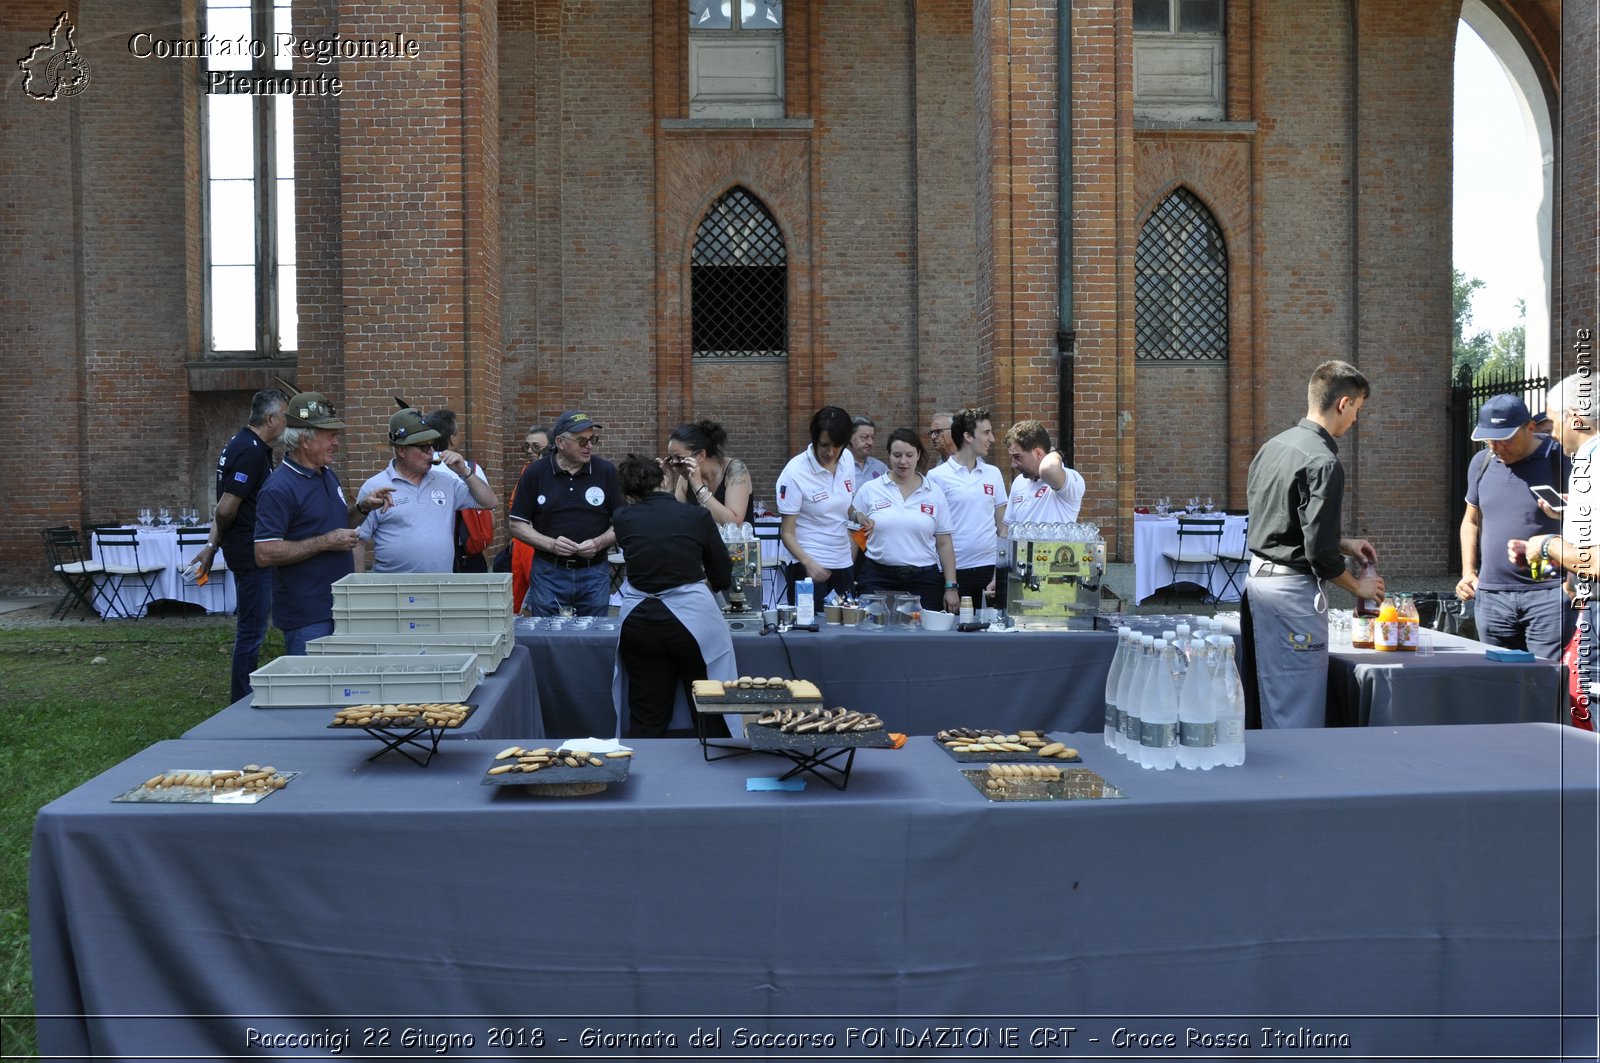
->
[306,629,513,671]
[331,573,513,631]
[248,653,483,707]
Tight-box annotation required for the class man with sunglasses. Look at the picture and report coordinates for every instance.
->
[508,410,622,615]
[353,408,499,573]
[254,393,395,655]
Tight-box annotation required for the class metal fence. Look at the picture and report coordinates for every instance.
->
[1447,362,1549,571]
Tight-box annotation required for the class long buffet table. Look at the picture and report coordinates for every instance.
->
[32,725,1598,1059]
[180,645,542,741]
[516,626,1117,738]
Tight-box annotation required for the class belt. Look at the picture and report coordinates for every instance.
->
[1250,558,1314,578]
[542,554,609,569]
[869,559,940,581]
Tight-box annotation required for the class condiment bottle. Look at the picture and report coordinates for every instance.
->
[1351,559,1380,649]
[1374,601,1401,652]
[1397,593,1419,651]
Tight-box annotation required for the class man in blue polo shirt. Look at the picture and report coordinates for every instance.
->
[254,393,395,655]
[1455,393,1569,658]
[355,408,499,573]
[508,410,622,616]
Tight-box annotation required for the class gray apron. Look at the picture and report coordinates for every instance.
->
[611,579,737,737]
[1246,558,1329,728]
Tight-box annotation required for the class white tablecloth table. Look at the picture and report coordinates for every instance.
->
[1133,512,1247,604]
[89,526,235,618]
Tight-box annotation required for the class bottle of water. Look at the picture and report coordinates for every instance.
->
[1104,627,1129,747]
[1212,635,1246,767]
[1177,639,1219,770]
[1139,639,1181,770]
[1118,635,1153,759]
[796,578,815,625]
[1174,622,1192,663]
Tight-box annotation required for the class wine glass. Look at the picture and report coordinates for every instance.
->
[183,506,199,527]
[1203,495,1215,514]
[136,507,153,528]
[157,506,172,528]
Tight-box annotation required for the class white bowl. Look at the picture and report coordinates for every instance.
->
[920,609,956,631]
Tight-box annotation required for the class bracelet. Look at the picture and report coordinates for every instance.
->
[944,582,958,589]
[1539,537,1554,563]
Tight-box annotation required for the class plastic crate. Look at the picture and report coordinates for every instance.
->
[332,572,512,613]
[248,653,483,707]
[306,629,513,671]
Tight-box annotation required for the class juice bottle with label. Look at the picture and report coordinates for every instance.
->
[1374,601,1401,651]
[1351,559,1380,649]
[1397,593,1420,651]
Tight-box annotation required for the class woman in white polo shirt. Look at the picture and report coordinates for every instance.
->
[851,428,960,613]
[776,406,858,611]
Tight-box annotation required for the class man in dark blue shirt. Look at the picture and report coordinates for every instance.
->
[254,393,394,656]
[189,388,287,702]
[1456,393,1569,658]
[508,410,622,616]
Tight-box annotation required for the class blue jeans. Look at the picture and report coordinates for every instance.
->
[526,556,611,616]
[230,564,273,704]
[1473,583,1568,660]
[281,619,335,657]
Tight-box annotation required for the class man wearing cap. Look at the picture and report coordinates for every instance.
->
[353,409,498,574]
[254,393,396,655]
[1456,393,1569,658]
[508,410,623,616]
[187,387,287,703]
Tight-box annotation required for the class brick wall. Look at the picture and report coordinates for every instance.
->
[1560,0,1597,370]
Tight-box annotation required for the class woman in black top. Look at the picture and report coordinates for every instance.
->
[664,419,756,525]
[611,454,737,738]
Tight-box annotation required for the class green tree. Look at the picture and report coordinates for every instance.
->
[1474,298,1527,385]
[1452,269,1492,379]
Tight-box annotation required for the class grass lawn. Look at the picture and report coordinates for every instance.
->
[0,620,282,1057]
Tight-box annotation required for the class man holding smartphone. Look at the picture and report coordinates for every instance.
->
[1456,393,1569,659]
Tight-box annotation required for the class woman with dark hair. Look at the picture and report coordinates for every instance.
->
[850,428,960,613]
[664,419,755,525]
[775,405,858,612]
[610,454,736,738]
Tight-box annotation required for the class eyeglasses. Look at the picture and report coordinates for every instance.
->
[928,427,947,436]
[524,442,547,455]
[407,442,436,451]
[566,434,598,449]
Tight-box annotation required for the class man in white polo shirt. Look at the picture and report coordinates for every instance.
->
[927,406,1008,606]
[355,408,499,573]
[1003,419,1086,527]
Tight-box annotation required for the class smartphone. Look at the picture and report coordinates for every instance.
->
[1529,484,1566,511]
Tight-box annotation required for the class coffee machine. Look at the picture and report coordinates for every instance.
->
[1005,522,1107,630]
[717,523,767,632]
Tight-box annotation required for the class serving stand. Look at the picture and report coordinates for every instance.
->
[326,703,478,767]
[689,682,820,763]
[741,721,892,791]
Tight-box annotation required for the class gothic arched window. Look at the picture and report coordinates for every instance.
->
[1135,188,1228,361]
[691,188,787,358]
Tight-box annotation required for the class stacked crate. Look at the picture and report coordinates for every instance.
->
[312,573,515,671]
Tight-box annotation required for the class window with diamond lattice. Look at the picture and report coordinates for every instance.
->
[692,188,787,358]
[1135,189,1228,361]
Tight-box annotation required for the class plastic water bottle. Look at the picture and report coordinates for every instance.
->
[796,578,815,625]
[1104,627,1129,747]
[1174,622,1192,662]
[1177,639,1219,770]
[1212,635,1246,767]
[1119,635,1153,759]
[1139,639,1181,770]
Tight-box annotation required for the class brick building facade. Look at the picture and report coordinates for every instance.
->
[0,0,1587,593]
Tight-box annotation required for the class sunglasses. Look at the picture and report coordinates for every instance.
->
[524,441,547,455]
[566,434,599,448]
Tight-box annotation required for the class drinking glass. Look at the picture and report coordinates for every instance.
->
[137,507,153,527]
[182,507,198,527]
[157,507,172,527]
[1203,496,1216,513]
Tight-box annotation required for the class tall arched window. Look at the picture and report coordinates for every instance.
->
[1135,188,1228,361]
[691,187,787,359]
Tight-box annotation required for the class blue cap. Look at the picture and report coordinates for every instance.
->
[1471,394,1531,442]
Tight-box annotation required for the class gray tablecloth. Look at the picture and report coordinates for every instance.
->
[32,725,1598,1059]
[180,645,541,741]
[515,626,1117,737]
[1325,629,1565,726]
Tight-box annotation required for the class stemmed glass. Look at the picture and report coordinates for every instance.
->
[182,506,199,527]
[1203,496,1216,514]
[1187,496,1200,513]
[137,507,153,528]
[157,507,172,528]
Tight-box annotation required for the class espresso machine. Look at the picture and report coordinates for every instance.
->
[1004,523,1107,630]
[717,523,767,632]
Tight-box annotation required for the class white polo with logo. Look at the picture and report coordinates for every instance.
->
[853,474,953,568]
[926,456,1008,568]
[1006,465,1086,526]
[775,447,858,569]
[356,462,475,573]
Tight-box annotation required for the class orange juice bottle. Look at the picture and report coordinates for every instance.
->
[1374,601,1401,651]
[1397,594,1419,651]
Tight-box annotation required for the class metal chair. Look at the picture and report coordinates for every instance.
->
[92,526,166,619]
[175,526,230,615]
[1160,516,1224,604]
[42,526,105,619]
[1213,515,1249,602]
[753,521,786,608]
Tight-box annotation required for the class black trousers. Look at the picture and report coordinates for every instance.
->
[954,564,996,609]
[857,557,944,612]
[784,562,855,612]
[619,599,727,739]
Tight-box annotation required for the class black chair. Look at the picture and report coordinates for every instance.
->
[1213,515,1249,602]
[753,521,785,608]
[92,526,166,619]
[175,526,230,616]
[42,526,105,620]
[1160,516,1224,604]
